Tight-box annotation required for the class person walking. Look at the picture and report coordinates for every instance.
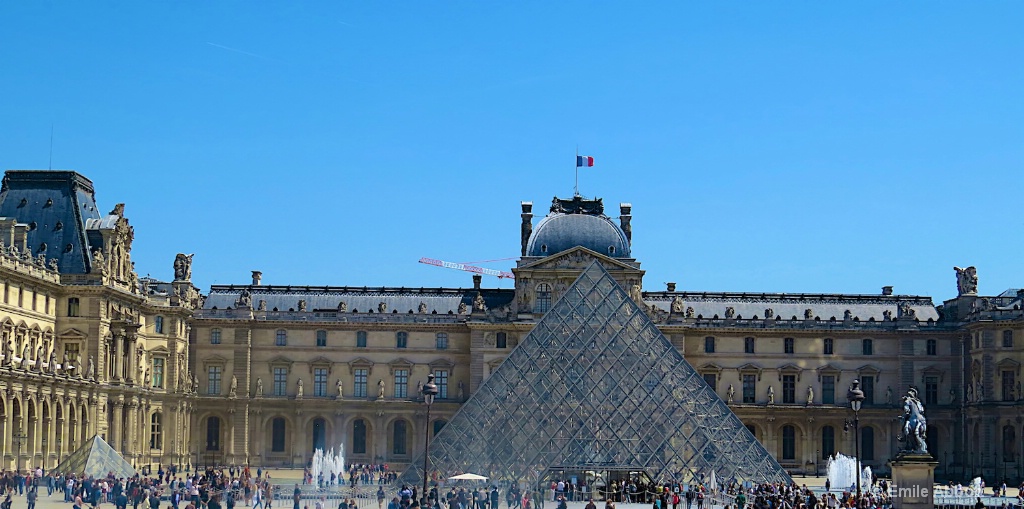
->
[27,487,38,509]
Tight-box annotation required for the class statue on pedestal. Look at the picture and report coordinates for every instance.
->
[229,375,238,398]
[336,379,344,399]
[296,378,304,399]
[954,266,978,296]
[806,385,814,405]
[726,384,735,404]
[86,356,96,380]
[767,386,775,406]
[897,387,928,455]
[377,378,386,399]
[255,377,264,398]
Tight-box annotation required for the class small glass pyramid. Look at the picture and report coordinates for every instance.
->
[55,435,139,479]
[401,262,791,487]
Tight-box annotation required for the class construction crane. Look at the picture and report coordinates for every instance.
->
[418,257,515,279]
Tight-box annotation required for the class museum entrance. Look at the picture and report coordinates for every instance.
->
[537,468,654,502]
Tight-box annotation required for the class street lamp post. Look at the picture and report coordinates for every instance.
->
[847,380,865,502]
[13,430,27,473]
[420,373,439,509]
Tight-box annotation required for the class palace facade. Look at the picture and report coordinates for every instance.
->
[0,171,1020,484]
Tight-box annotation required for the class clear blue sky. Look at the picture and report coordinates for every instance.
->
[1,3,1021,302]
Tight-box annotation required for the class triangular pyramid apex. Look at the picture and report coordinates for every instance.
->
[400,258,791,487]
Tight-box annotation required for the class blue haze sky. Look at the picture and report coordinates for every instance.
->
[1,3,1022,302]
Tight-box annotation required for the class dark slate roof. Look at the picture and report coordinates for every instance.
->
[204,285,515,315]
[643,291,941,322]
[526,213,630,258]
[0,171,102,273]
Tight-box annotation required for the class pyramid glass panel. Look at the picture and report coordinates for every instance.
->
[401,262,790,486]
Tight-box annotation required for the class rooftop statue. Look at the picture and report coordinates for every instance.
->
[954,266,978,296]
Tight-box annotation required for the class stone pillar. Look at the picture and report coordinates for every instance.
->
[111,401,123,453]
[889,454,938,509]
[112,335,123,382]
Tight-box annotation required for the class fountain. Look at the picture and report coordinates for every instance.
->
[825,453,872,492]
[311,445,346,487]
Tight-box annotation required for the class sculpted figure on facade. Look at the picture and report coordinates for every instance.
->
[237,290,252,309]
[20,342,31,368]
[1017,380,1023,401]
[898,302,915,319]
[806,385,814,405]
[949,388,957,405]
[298,299,307,312]
[418,302,428,314]
[1,337,9,366]
[337,301,346,312]
[229,375,237,398]
[767,385,775,406]
[457,302,468,314]
[954,266,978,296]
[87,355,96,379]
[886,386,894,406]
[670,296,684,314]
[255,377,264,398]
[843,309,853,321]
[804,308,814,320]
[726,384,735,404]
[883,309,893,321]
[258,300,267,311]
[144,369,151,386]
[725,307,735,319]
[378,302,387,313]
[91,249,107,275]
[628,285,643,305]
[336,379,344,399]
[74,355,82,378]
[173,253,194,281]
[378,378,386,399]
[764,308,774,320]
[49,351,58,374]
[296,378,304,398]
[684,306,694,318]
[473,293,487,312]
[458,380,465,400]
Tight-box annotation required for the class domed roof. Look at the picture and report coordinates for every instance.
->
[526,212,631,258]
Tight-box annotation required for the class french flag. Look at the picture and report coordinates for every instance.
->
[576,155,594,167]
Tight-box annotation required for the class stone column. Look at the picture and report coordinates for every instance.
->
[112,335,123,382]
[111,400,123,452]
[1,395,11,467]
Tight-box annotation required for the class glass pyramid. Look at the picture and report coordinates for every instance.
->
[400,262,791,487]
[54,435,139,479]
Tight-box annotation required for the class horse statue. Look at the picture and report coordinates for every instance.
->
[897,387,928,454]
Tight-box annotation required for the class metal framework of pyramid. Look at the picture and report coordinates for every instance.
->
[401,262,791,487]
[54,435,138,478]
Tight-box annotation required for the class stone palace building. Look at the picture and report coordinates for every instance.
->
[0,170,1021,483]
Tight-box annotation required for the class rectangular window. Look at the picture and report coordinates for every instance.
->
[925,376,939,405]
[744,337,755,354]
[436,333,448,350]
[1003,330,1014,348]
[822,375,835,405]
[394,369,409,399]
[926,339,937,356]
[1002,371,1016,402]
[354,368,368,398]
[862,339,873,355]
[155,316,164,334]
[275,330,287,346]
[207,366,222,395]
[861,376,874,405]
[356,331,367,348]
[67,297,79,317]
[210,328,221,344]
[313,368,328,397]
[782,375,796,404]
[704,337,715,353]
[703,373,717,392]
[495,332,506,349]
[434,369,449,399]
[784,337,794,354]
[742,374,756,403]
[823,338,833,355]
[273,367,288,396]
[396,332,408,348]
[64,343,80,367]
[152,358,165,389]
[316,330,327,347]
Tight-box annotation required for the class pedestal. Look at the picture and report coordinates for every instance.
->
[889,453,938,509]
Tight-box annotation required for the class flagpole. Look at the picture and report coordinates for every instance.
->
[575,146,579,197]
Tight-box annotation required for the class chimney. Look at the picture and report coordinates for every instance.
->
[520,202,533,256]
[882,286,893,296]
[473,274,482,290]
[666,282,676,292]
[619,203,632,246]
[252,271,262,286]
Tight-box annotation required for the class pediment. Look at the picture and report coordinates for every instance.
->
[429,357,455,369]
[920,365,946,382]
[737,363,763,381]
[389,357,415,374]
[816,363,842,382]
[347,357,374,374]
[518,246,638,272]
[203,354,229,368]
[699,363,724,374]
[857,364,882,376]
[307,356,333,374]
[997,358,1021,375]
[777,364,803,382]
[58,328,88,339]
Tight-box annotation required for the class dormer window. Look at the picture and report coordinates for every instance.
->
[609,246,615,255]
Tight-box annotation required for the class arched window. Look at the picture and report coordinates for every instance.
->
[435,332,448,350]
[210,328,221,345]
[316,330,327,347]
[149,413,162,449]
[312,417,326,452]
[862,338,873,355]
[353,419,367,454]
[356,331,367,348]
[275,330,287,346]
[862,426,875,461]
[67,297,80,317]
[823,338,834,355]
[206,416,220,451]
[535,284,552,314]
[433,420,447,437]
[392,420,408,455]
[396,331,408,349]
[496,332,507,349]
[271,417,286,452]
[821,425,835,459]
[781,425,796,460]
[1003,425,1015,460]
[155,316,164,334]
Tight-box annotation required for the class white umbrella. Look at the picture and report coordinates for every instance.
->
[448,473,489,481]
